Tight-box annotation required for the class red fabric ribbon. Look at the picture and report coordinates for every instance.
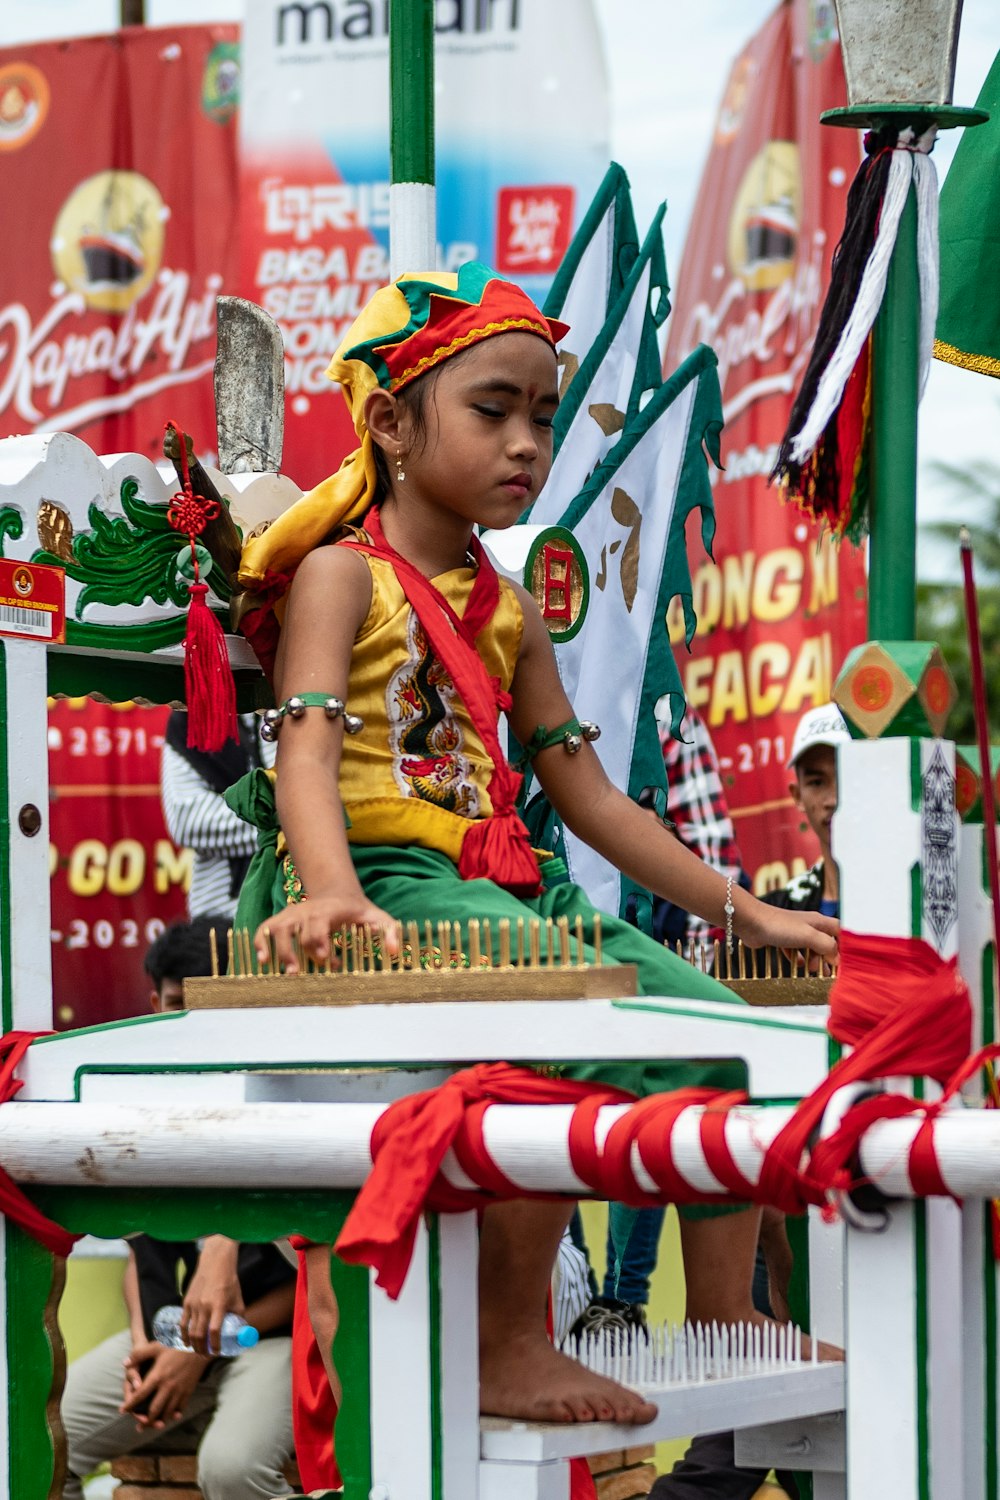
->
[288,1238,342,1493]
[331,936,976,1298]
[569,1086,751,1209]
[757,930,972,1214]
[341,507,542,897]
[0,1033,80,1258]
[334,1063,635,1299]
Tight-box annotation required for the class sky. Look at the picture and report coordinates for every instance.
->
[2,0,998,579]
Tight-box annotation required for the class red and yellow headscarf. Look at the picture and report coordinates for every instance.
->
[237,263,565,670]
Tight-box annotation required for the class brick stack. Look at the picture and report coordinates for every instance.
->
[109,1454,302,1498]
[590,1444,656,1499]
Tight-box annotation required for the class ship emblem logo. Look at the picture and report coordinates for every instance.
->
[727,142,801,293]
[50,170,168,313]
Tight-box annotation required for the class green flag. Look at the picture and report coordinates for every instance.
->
[935,50,1000,377]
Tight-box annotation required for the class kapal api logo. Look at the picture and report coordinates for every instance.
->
[727,142,801,293]
[0,62,50,152]
[50,171,169,315]
[0,168,221,432]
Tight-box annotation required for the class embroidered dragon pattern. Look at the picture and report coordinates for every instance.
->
[387,608,482,817]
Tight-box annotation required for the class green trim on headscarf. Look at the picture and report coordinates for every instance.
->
[342,263,500,387]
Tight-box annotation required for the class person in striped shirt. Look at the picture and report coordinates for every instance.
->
[160,711,275,922]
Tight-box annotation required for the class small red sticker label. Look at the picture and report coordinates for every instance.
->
[495,185,575,275]
[0,558,66,644]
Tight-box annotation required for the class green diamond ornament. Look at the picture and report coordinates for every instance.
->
[954,744,1000,824]
[833,640,957,740]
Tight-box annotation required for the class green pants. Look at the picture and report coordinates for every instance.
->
[229,771,747,1218]
[228,771,746,1097]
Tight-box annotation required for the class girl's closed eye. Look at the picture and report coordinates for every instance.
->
[473,403,506,419]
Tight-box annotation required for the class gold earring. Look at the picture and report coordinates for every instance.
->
[395,451,406,484]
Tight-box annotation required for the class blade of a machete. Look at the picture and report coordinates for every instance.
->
[215,296,285,474]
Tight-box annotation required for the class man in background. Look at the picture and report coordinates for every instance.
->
[161,711,274,922]
[61,920,296,1500]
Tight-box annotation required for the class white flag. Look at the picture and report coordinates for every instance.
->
[529,208,668,525]
[545,346,722,916]
[544,162,640,404]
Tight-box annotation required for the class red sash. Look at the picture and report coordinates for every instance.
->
[341,507,541,897]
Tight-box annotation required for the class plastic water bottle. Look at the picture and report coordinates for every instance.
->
[152,1305,259,1355]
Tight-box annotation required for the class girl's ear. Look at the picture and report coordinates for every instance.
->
[364,389,406,459]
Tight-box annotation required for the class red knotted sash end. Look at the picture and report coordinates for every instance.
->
[458,810,542,897]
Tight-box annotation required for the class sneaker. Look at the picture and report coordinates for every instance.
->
[568,1296,648,1342]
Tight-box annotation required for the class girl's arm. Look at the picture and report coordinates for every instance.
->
[254,545,396,969]
[508,589,837,957]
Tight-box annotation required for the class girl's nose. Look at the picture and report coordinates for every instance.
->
[508,421,539,459]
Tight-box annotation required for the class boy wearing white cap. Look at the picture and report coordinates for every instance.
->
[763,703,851,918]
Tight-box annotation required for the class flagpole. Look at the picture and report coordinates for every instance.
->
[868,183,919,640]
[823,0,986,641]
[389,0,436,278]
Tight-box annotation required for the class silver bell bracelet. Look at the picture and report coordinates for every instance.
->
[520,716,601,764]
[260,692,364,742]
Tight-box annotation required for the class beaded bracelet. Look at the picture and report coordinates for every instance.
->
[520,716,601,763]
[724,875,735,954]
[260,693,364,742]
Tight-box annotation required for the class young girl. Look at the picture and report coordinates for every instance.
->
[232,263,838,1429]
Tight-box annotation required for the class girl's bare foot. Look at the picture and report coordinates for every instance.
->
[480,1328,657,1425]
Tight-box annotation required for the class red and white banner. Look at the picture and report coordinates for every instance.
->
[48,701,189,1030]
[664,0,868,892]
[0,26,240,464]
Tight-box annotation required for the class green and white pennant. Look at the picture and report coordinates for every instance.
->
[524,344,722,919]
[543,161,643,406]
[527,208,670,525]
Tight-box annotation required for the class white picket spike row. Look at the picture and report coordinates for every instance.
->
[561,1317,813,1393]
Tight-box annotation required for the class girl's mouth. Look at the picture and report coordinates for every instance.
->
[502,472,532,496]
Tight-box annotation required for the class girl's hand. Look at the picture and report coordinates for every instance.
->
[736,900,839,962]
[254,896,399,972]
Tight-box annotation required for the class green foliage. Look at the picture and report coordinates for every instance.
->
[917,456,1000,741]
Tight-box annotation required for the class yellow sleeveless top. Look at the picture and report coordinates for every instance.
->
[340,548,525,863]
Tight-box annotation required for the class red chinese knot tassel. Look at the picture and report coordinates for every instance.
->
[164,419,237,751]
[184,581,238,752]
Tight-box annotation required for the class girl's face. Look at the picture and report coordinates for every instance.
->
[394,331,559,532]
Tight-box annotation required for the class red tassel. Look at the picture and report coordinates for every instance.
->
[184,582,238,751]
[458,810,542,898]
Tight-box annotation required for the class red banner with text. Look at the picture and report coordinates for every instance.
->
[664,0,868,893]
[48,701,189,1030]
[0,26,239,464]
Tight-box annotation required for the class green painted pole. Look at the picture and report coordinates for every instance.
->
[388,0,437,276]
[868,181,920,641]
[390,0,435,188]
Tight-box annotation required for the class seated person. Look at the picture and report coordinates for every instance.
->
[61,921,297,1500]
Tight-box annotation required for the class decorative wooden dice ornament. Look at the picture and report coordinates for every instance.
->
[832,640,957,741]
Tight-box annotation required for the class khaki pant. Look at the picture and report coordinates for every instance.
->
[61,1328,294,1500]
